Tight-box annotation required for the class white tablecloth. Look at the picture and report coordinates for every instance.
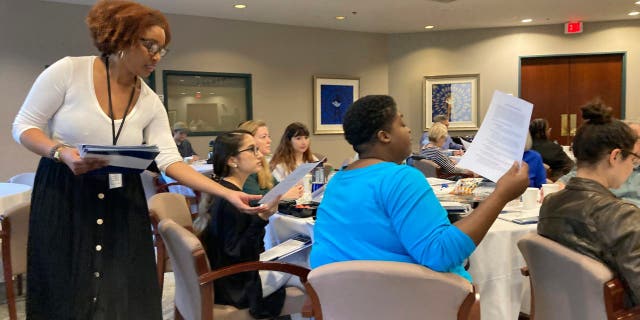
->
[160,161,213,197]
[265,212,536,320]
[0,182,32,214]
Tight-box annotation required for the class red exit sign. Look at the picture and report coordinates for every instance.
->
[565,21,583,34]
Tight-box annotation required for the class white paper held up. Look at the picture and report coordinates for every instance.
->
[258,160,324,204]
[457,91,533,182]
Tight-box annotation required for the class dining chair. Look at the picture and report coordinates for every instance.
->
[158,218,311,320]
[0,202,30,320]
[518,232,640,320]
[303,260,480,320]
[411,159,441,178]
[8,172,36,187]
[148,192,194,292]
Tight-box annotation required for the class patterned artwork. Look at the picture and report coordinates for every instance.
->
[431,82,472,122]
[314,76,359,134]
[320,84,354,125]
[424,74,479,130]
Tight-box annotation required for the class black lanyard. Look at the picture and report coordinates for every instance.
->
[105,57,136,146]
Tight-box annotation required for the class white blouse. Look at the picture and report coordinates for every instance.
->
[12,56,182,171]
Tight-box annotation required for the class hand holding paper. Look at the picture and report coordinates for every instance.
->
[259,161,324,204]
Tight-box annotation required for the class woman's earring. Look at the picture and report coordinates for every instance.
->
[118,50,125,59]
[231,163,238,168]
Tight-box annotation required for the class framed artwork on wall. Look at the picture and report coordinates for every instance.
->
[313,75,359,134]
[424,74,479,131]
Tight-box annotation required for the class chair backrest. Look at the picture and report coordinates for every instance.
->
[307,260,478,320]
[148,192,193,228]
[140,170,159,200]
[1,202,30,275]
[517,232,614,320]
[411,159,440,178]
[8,172,36,186]
[159,219,209,320]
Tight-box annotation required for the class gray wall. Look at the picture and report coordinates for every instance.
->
[388,20,640,145]
[0,0,388,180]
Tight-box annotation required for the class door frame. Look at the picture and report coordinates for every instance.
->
[518,52,627,118]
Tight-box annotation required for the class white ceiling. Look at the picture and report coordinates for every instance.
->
[45,0,640,34]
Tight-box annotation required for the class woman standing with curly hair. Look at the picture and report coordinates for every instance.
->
[12,1,266,318]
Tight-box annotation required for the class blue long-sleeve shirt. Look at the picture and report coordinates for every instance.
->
[310,162,476,281]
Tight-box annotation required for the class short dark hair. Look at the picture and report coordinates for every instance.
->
[573,101,637,166]
[86,0,171,57]
[211,130,252,179]
[343,95,397,153]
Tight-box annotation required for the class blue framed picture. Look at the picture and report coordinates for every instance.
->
[313,76,359,134]
[424,74,479,131]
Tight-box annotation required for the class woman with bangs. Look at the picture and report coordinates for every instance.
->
[270,122,319,182]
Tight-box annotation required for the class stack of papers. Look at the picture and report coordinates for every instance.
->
[498,205,540,224]
[259,234,312,261]
[79,144,160,174]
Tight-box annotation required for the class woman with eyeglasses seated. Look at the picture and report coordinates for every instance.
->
[529,118,574,181]
[310,95,529,282]
[194,130,294,318]
[270,122,319,182]
[538,101,640,306]
[238,120,304,200]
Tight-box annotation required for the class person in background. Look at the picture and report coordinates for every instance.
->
[238,120,303,199]
[427,114,464,152]
[419,122,472,178]
[173,121,199,160]
[523,132,547,188]
[194,130,288,318]
[10,1,267,318]
[529,118,574,181]
[538,101,640,306]
[556,120,640,206]
[310,95,529,282]
[270,122,319,182]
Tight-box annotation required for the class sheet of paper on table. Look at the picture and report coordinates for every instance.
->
[259,233,312,261]
[461,139,472,150]
[259,159,325,204]
[457,91,533,182]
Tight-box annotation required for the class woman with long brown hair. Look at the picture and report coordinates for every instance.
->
[270,122,319,182]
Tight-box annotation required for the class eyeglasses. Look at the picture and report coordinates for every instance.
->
[238,145,261,156]
[622,150,640,168]
[140,38,168,57]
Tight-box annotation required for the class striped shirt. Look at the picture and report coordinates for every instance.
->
[419,146,459,174]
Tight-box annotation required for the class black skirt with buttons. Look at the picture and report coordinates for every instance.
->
[26,158,161,320]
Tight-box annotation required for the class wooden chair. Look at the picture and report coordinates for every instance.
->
[303,260,480,320]
[155,178,201,218]
[158,218,311,320]
[411,159,440,178]
[518,232,640,320]
[148,192,194,292]
[0,202,30,320]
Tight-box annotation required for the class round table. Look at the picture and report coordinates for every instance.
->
[0,183,32,214]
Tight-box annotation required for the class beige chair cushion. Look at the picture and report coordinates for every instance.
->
[308,260,472,320]
[518,232,614,320]
[148,193,193,227]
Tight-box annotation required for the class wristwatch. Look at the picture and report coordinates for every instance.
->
[48,143,65,162]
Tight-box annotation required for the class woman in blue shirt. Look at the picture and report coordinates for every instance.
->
[310,95,529,281]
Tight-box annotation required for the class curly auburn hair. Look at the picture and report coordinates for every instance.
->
[86,0,171,57]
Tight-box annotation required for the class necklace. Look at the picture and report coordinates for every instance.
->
[104,57,137,145]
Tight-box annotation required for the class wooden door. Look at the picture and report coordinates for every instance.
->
[520,54,623,145]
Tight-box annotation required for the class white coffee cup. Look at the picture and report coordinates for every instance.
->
[522,187,539,209]
[541,183,561,200]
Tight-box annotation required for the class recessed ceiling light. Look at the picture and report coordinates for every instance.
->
[424,25,435,29]
[209,92,215,95]
[233,4,247,9]
[179,79,184,82]
[335,16,346,20]
[521,18,533,23]
[636,1,640,4]
[180,92,186,95]
[629,11,640,16]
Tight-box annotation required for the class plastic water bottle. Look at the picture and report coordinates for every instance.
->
[311,165,325,192]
